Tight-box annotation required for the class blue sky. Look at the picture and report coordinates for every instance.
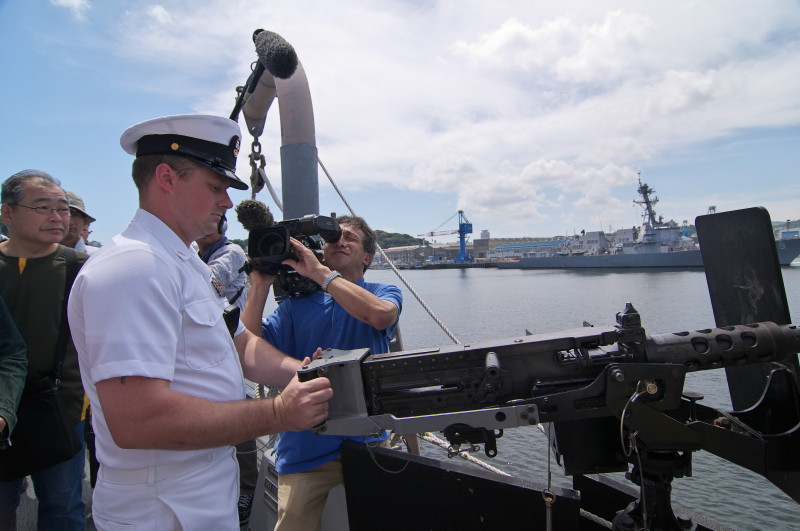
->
[2,0,799,246]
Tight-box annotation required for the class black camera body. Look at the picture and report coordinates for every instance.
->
[247,214,342,298]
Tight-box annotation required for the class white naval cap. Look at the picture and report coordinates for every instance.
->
[120,114,248,190]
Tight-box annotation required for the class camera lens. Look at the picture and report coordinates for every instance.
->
[258,232,287,259]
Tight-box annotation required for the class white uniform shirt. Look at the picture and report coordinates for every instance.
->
[68,209,246,469]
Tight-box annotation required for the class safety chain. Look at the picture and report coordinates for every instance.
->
[248,138,284,211]
[248,138,265,199]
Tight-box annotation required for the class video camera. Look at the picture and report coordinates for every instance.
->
[236,200,342,298]
[248,214,341,273]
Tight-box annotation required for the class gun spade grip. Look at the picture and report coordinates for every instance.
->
[297,366,318,382]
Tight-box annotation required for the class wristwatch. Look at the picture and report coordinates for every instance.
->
[320,270,341,293]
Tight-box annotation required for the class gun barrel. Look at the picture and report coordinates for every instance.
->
[644,322,800,371]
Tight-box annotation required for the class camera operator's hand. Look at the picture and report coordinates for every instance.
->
[247,262,278,290]
[283,237,330,284]
[272,372,332,431]
[241,263,278,336]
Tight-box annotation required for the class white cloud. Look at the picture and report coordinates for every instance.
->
[50,0,90,20]
[145,5,173,25]
[41,0,800,236]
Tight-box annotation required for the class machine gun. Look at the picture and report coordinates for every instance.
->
[299,310,800,526]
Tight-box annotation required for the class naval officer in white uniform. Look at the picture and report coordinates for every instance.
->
[68,114,332,530]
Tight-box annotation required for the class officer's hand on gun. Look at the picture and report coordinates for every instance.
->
[271,355,332,431]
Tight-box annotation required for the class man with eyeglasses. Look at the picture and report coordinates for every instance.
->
[0,169,88,530]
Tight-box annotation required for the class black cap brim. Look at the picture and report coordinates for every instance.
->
[199,163,249,191]
[135,134,249,191]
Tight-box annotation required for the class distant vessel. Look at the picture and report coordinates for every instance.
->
[498,177,800,269]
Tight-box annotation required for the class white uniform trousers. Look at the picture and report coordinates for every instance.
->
[91,446,239,530]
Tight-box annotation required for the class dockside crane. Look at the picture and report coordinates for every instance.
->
[454,210,473,262]
[417,210,474,263]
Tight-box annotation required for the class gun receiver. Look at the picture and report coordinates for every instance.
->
[300,305,799,429]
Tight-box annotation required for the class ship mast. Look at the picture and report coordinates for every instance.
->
[633,173,659,226]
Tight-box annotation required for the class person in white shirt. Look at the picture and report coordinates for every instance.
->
[67,114,332,530]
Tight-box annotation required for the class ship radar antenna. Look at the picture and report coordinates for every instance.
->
[633,173,659,227]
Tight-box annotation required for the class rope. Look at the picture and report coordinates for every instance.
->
[579,509,613,529]
[261,167,283,212]
[317,156,462,345]
[418,432,509,475]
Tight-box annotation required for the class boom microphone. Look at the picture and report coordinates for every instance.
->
[253,29,298,79]
[235,199,274,232]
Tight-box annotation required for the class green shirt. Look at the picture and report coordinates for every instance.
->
[0,245,88,423]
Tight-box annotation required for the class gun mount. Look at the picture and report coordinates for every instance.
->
[299,304,800,530]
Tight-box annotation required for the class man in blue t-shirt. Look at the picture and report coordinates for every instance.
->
[242,215,401,531]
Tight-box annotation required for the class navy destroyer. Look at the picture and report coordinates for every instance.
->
[497,178,800,269]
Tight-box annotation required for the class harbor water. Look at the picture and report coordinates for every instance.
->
[353,265,800,531]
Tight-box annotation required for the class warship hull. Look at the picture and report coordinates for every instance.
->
[497,236,800,269]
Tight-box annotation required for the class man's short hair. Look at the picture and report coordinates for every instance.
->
[2,169,61,205]
[336,215,377,272]
[131,154,200,191]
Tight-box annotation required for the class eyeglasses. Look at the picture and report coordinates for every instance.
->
[13,204,71,216]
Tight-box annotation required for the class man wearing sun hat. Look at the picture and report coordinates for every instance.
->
[62,191,98,255]
[67,114,332,530]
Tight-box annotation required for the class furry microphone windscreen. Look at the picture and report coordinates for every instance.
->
[254,29,299,79]
[235,199,275,232]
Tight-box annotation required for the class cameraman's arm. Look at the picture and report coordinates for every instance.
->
[286,239,398,330]
[241,269,275,336]
[234,328,316,387]
[325,275,398,330]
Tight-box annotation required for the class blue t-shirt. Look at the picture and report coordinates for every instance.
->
[262,278,402,474]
